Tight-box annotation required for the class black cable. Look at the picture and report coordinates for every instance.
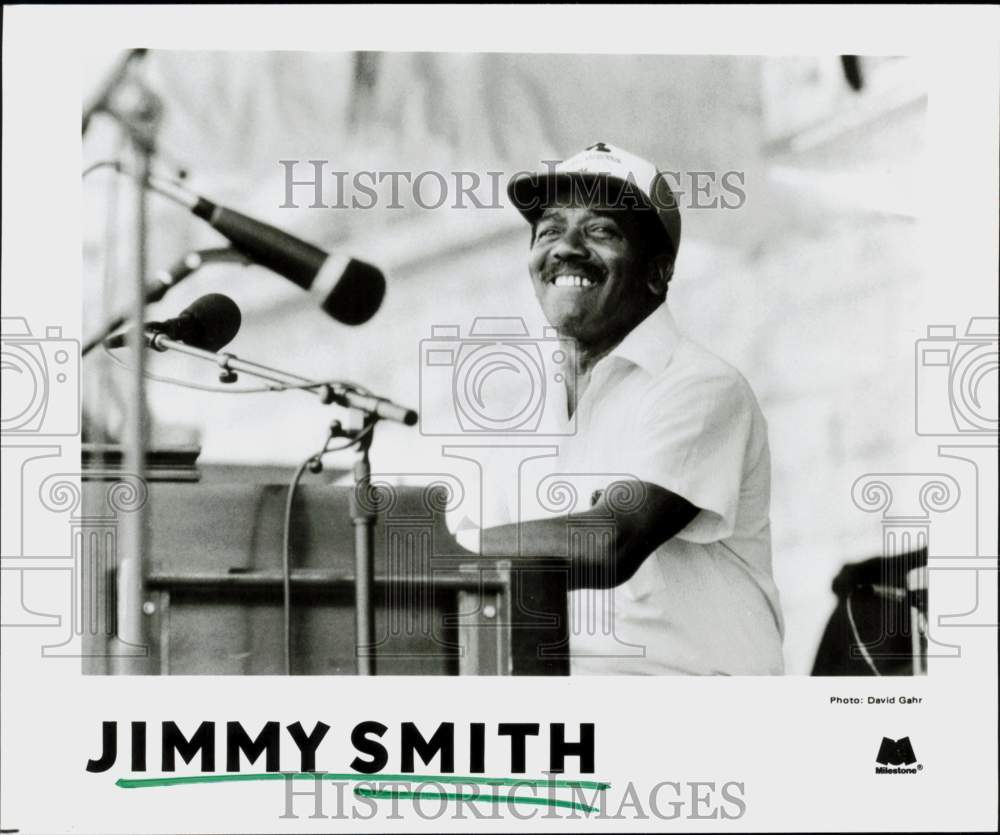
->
[282,454,318,676]
[83,159,123,179]
[846,590,881,676]
[281,422,375,676]
[84,158,190,183]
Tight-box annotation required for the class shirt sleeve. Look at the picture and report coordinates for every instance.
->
[623,364,761,544]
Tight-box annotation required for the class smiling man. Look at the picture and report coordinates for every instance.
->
[462,143,784,675]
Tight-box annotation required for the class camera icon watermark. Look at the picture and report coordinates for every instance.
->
[843,313,999,672]
[1,464,150,662]
[442,445,652,661]
[419,317,576,436]
[536,473,648,660]
[351,476,467,659]
[35,472,150,660]
[915,317,998,437]
[1,317,81,436]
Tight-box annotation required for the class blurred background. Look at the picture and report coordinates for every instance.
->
[82,51,952,674]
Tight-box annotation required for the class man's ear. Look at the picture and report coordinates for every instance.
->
[646,253,675,297]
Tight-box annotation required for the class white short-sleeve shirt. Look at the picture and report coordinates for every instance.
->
[476,303,784,675]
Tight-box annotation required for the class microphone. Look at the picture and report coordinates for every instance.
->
[104,293,242,352]
[333,389,419,427]
[110,294,419,425]
[144,175,385,325]
[82,249,253,357]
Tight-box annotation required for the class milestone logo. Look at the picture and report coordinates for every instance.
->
[875,737,922,774]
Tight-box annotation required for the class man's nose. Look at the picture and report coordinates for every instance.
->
[550,227,589,261]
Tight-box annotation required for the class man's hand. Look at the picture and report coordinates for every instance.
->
[479,480,698,591]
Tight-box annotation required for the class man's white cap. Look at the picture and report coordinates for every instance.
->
[507,142,681,258]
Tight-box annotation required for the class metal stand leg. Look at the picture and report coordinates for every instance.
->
[114,104,159,674]
[347,414,377,675]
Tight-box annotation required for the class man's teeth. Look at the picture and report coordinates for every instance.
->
[552,275,597,288]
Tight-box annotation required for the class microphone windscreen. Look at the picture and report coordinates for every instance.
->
[180,293,242,352]
[319,258,386,325]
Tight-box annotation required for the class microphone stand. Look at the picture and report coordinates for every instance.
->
[82,49,149,136]
[111,69,163,674]
[144,335,417,675]
[345,413,377,676]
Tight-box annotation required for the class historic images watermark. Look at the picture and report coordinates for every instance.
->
[0,457,151,661]
[1,316,80,437]
[327,312,657,663]
[278,160,748,212]
[850,316,998,667]
[348,314,652,662]
[277,773,747,822]
[0,314,149,660]
[418,317,575,437]
[88,718,746,822]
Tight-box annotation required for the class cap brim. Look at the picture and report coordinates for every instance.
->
[507,171,677,257]
[507,171,654,218]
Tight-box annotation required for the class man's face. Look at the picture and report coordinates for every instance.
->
[528,203,660,350]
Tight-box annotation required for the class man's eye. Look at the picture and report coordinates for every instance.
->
[589,225,618,238]
[536,227,561,240]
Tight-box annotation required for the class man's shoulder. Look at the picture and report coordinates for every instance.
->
[649,334,762,411]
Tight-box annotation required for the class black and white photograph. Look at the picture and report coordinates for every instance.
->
[72,48,959,678]
[2,5,997,833]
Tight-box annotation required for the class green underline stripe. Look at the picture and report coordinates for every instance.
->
[115,772,611,791]
[355,786,598,813]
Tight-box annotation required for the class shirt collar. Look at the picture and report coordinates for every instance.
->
[603,302,682,376]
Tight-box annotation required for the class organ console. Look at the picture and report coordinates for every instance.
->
[79,446,570,675]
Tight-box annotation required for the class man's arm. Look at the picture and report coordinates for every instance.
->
[478,480,698,591]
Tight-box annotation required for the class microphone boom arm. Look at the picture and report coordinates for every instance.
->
[150,335,418,426]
